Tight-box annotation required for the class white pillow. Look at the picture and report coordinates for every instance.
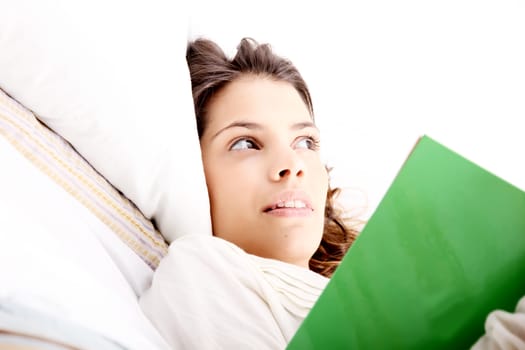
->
[0,1,211,242]
[0,87,165,294]
[0,136,169,350]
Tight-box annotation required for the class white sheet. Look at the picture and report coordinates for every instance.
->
[0,137,170,350]
[140,235,328,349]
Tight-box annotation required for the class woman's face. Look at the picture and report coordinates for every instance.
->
[200,75,328,268]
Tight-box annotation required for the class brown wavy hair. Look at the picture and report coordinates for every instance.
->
[186,37,359,277]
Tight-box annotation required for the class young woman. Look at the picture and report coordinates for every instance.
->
[139,37,359,349]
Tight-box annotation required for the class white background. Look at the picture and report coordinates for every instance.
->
[188,0,525,220]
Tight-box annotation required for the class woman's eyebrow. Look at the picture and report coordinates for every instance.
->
[212,121,262,139]
[291,121,318,131]
[212,121,318,140]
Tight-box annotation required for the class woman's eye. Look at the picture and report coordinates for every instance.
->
[230,138,259,151]
[295,137,320,150]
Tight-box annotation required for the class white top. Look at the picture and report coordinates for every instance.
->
[139,235,328,349]
[471,296,525,350]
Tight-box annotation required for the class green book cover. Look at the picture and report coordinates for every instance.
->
[288,135,525,349]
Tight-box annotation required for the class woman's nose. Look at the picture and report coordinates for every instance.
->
[269,150,305,182]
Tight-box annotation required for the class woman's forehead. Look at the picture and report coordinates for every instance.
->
[205,77,313,131]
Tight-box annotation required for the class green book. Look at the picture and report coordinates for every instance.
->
[288,135,525,349]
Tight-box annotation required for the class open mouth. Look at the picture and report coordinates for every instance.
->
[263,200,312,213]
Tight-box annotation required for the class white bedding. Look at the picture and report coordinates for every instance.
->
[140,235,328,349]
[0,136,170,350]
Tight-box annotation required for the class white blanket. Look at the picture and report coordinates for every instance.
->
[140,235,329,349]
[0,137,169,350]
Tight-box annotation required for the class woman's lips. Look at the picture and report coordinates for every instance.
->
[263,190,314,217]
[265,207,313,217]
